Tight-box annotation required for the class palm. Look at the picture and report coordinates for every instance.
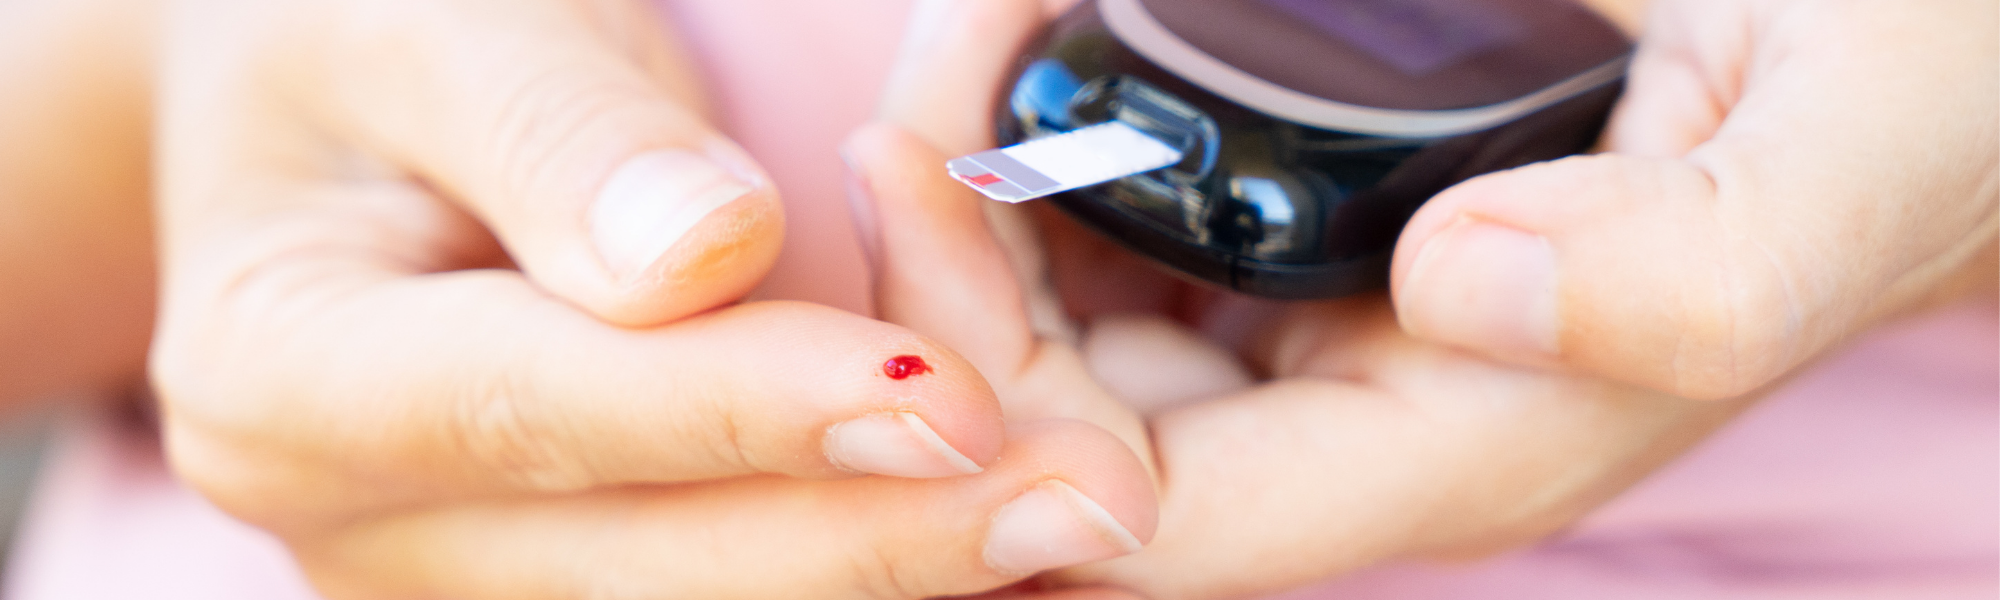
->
[848,125,1746,598]
[1050,223,1745,595]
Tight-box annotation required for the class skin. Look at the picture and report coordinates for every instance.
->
[847,0,1995,597]
[145,0,1160,597]
[1390,0,1999,398]
[0,0,157,410]
[0,0,1989,598]
[4,0,1159,597]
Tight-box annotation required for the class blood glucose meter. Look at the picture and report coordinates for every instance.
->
[948,0,1631,299]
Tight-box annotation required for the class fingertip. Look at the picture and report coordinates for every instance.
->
[1395,215,1562,362]
[974,420,1157,578]
[882,0,1043,153]
[1391,157,1626,362]
[1003,420,1159,546]
[1395,154,1812,398]
[870,346,1010,474]
[630,185,785,318]
[700,414,1154,596]
[770,311,1003,478]
[586,141,786,327]
[1390,157,1580,301]
[1389,178,1475,303]
[840,123,972,233]
[824,410,991,478]
[841,122,946,195]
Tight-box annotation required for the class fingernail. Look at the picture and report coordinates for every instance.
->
[824,412,982,478]
[839,149,885,276]
[984,480,1144,575]
[1400,217,1561,357]
[591,149,757,280]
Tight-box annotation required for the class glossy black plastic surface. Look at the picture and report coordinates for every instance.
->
[996,0,1629,299]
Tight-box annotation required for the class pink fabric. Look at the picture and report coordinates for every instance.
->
[7,1,1994,598]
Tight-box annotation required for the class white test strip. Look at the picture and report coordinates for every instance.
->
[947,122,1184,203]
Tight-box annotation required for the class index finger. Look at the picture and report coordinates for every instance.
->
[879,0,1081,154]
[151,182,1006,518]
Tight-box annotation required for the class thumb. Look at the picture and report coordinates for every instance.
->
[1392,139,1995,402]
[1392,0,1997,400]
[1391,156,1775,399]
[305,0,778,326]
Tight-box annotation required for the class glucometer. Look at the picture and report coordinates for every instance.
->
[948,0,1630,299]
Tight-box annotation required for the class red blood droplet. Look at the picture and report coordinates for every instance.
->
[882,355,932,380]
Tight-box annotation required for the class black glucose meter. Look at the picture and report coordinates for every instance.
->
[949,0,1630,299]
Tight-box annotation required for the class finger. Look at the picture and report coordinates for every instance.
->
[879,0,1049,154]
[152,188,1005,519]
[1055,305,1747,596]
[845,123,1039,378]
[0,0,156,404]
[873,0,1084,346]
[845,123,1154,466]
[1391,0,2000,399]
[297,0,778,326]
[302,420,1155,600]
[1079,313,1252,416]
[1033,207,1190,321]
[862,0,1156,471]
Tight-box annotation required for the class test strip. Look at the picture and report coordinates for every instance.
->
[947,122,1184,203]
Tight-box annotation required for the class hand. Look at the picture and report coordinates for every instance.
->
[1392,0,1998,399]
[0,0,156,408]
[847,0,1752,597]
[148,0,1155,596]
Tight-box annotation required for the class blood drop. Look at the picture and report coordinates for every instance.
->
[882,355,932,380]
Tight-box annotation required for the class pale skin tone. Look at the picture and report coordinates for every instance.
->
[1390,0,2000,399]
[20,0,1160,597]
[857,5,1736,598]
[0,0,157,410]
[147,0,1160,597]
[854,0,1994,597]
[0,0,1991,599]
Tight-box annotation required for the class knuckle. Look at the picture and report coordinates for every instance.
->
[483,63,665,207]
[157,418,301,530]
[701,389,760,475]
[143,269,328,526]
[844,540,928,600]
[452,373,596,491]
[1669,253,1800,399]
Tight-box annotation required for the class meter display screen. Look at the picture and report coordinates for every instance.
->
[1141,0,1628,109]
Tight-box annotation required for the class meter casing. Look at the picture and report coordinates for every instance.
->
[997,0,1630,298]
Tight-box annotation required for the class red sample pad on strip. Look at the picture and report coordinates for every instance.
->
[946,122,1184,203]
